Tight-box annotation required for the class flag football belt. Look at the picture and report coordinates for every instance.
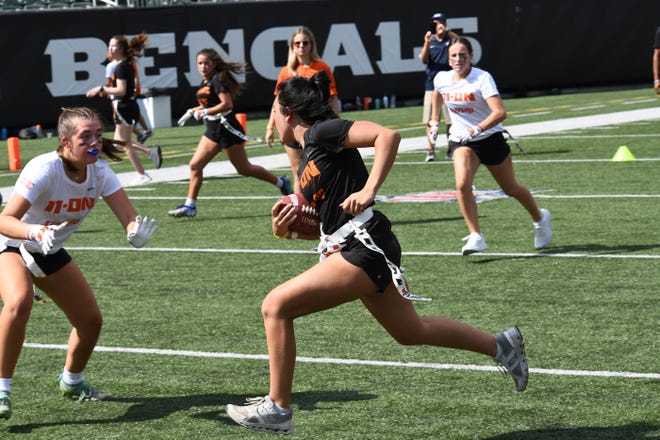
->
[204,110,262,143]
[502,128,528,158]
[19,243,46,278]
[317,208,430,302]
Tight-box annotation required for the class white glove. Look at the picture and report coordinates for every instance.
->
[459,125,483,144]
[127,216,157,248]
[26,222,68,255]
[193,108,208,120]
[428,119,439,144]
[177,109,194,126]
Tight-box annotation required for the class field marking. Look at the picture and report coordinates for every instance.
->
[66,247,660,259]
[23,343,660,380]
[2,107,659,200]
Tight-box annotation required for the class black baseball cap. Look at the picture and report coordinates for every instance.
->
[431,12,446,22]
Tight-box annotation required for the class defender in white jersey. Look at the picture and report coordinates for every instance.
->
[0,108,157,420]
[430,36,552,255]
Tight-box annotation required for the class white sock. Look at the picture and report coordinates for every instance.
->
[0,378,12,393]
[185,198,196,207]
[61,368,84,385]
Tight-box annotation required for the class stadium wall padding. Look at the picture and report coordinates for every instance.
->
[0,0,658,130]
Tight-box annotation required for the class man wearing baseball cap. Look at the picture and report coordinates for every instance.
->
[420,12,457,161]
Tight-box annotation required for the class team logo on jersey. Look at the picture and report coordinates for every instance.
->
[19,177,35,191]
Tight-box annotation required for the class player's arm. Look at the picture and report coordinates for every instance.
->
[104,189,157,248]
[341,121,399,215]
[654,47,660,93]
[0,194,67,255]
[0,194,33,239]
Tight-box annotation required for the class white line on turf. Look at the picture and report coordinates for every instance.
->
[64,247,660,259]
[23,342,660,380]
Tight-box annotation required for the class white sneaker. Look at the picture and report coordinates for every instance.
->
[131,173,152,185]
[533,208,552,249]
[226,395,293,435]
[425,150,436,162]
[461,232,487,255]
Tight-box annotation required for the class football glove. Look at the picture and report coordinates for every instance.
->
[26,222,68,255]
[459,125,483,144]
[428,119,439,144]
[127,216,157,248]
[193,108,208,120]
[177,109,195,126]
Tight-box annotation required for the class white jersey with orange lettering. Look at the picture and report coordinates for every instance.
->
[0,151,122,254]
[433,66,504,143]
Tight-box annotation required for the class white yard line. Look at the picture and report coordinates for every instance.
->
[63,246,660,259]
[23,343,660,380]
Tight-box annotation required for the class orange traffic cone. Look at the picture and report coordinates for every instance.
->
[7,137,21,171]
[235,113,247,132]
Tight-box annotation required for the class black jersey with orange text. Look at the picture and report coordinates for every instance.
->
[113,60,136,101]
[195,74,229,108]
[299,119,373,235]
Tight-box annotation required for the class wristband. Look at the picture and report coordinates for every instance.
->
[428,119,440,127]
[655,79,660,84]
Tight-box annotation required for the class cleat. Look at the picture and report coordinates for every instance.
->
[149,146,163,169]
[533,208,552,249]
[168,204,196,218]
[58,375,109,403]
[279,175,293,195]
[494,326,528,392]
[226,395,293,435]
[0,391,11,419]
[425,150,436,162]
[461,232,487,255]
[137,130,153,144]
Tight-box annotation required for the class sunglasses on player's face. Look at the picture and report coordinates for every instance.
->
[293,40,310,48]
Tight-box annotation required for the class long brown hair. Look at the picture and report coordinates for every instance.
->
[111,32,148,62]
[196,48,246,97]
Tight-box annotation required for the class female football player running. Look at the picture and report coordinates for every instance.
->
[225,72,528,435]
[168,48,291,218]
[429,36,551,255]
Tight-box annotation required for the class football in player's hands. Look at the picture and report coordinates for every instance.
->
[274,193,320,236]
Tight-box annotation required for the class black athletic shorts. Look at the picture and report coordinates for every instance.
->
[340,210,401,292]
[448,131,511,165]
[2,246,72,276]
[113,99,140,126]
[203,113,244,148]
